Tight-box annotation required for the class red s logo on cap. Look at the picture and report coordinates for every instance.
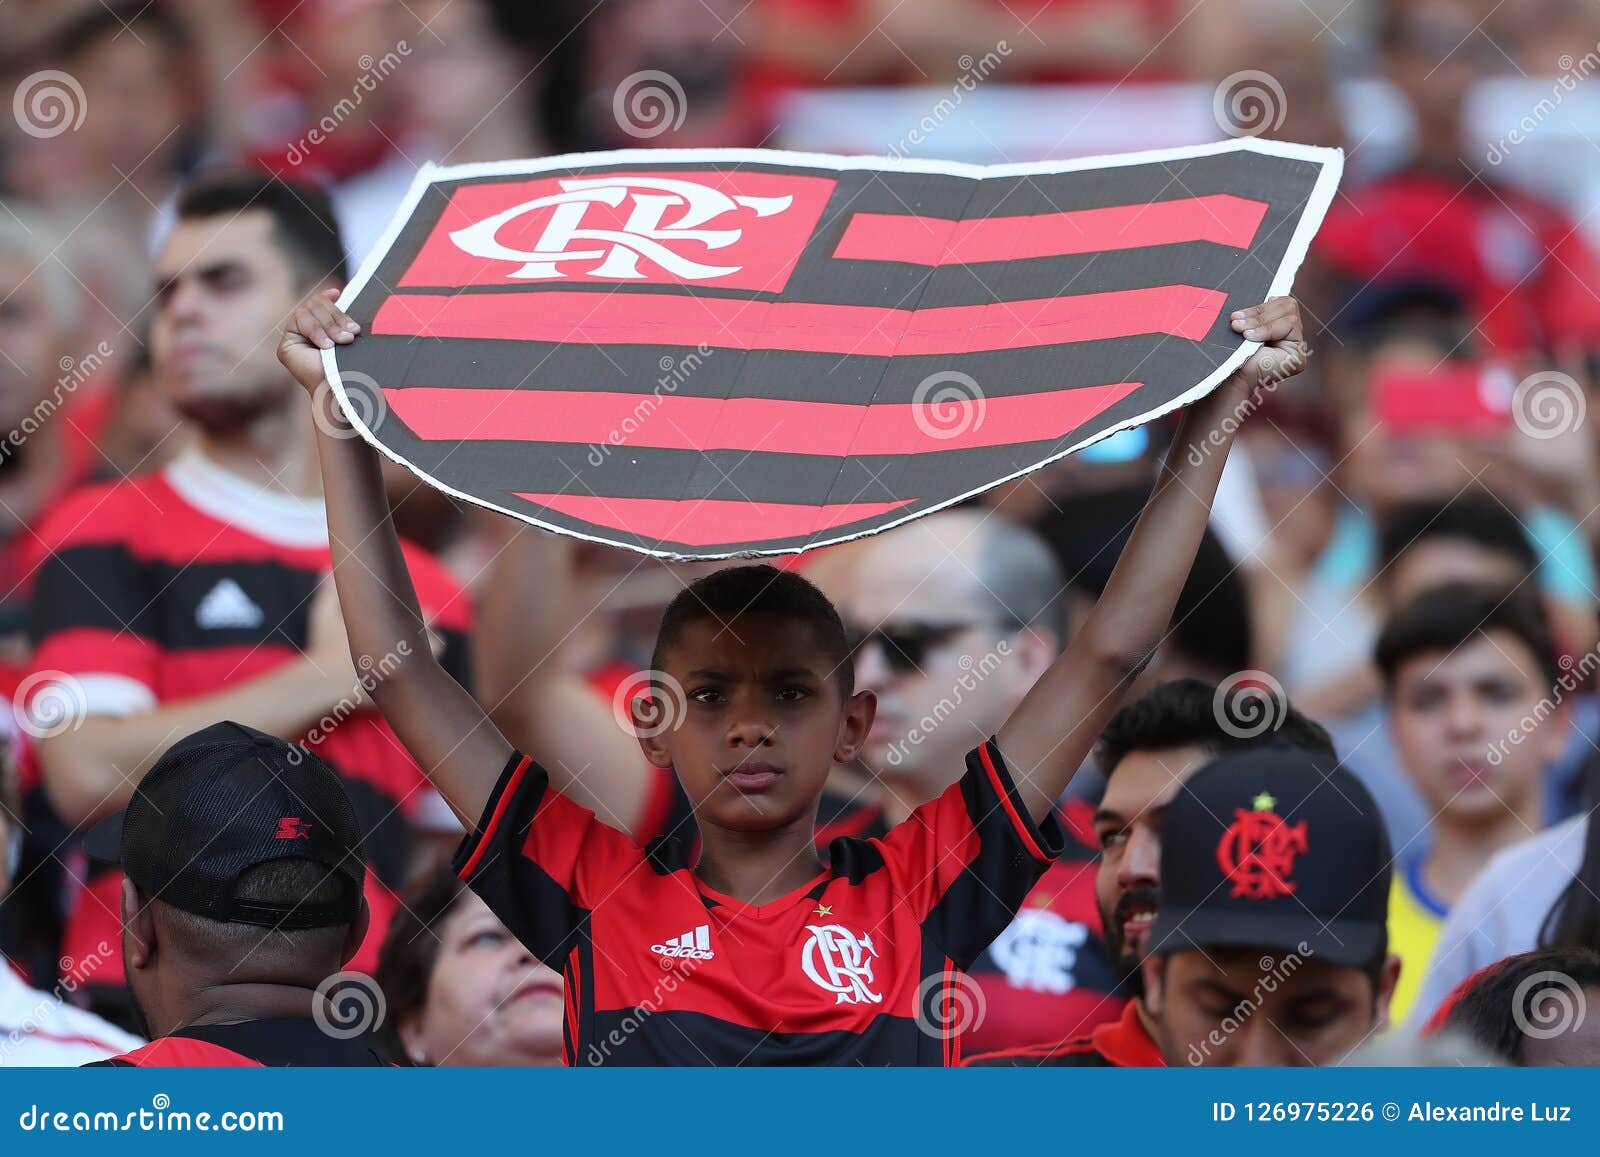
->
[1216,793,1307,900]
[275,817,312,841]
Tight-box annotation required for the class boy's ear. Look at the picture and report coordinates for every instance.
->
[834,689,876,764]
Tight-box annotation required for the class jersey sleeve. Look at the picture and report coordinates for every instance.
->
[452,750,647,966]
[27,497,161,716]
[877,738,1063,970]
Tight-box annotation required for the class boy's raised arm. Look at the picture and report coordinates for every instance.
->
[997,297,1307,823]
[279,289,514,830]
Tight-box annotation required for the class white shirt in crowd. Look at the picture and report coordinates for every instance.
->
[0,960,142,1066]
[1407,815,1589,1033]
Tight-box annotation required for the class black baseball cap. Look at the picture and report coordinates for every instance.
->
[83,721,365,929]
[1146,749,1391,967]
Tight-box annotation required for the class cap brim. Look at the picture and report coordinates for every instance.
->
[1147,909,1385,968]
[81,810,125,865]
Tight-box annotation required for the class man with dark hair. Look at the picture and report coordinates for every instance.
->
[26,171,471,1026]
[1426,948,1600,1066]
[84,722,390,1066]
[1140,751,1399,1066]
[966,678,1336,1065]
[1375,581,1562,1025]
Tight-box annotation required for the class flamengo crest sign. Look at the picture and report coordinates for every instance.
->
[324,141,1341,559]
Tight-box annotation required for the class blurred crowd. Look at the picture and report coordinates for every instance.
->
[4,0,1600,1067]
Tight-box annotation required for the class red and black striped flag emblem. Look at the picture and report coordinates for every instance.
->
[325,141,1340,558]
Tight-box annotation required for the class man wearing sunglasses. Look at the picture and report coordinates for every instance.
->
[819,508,1126,1054]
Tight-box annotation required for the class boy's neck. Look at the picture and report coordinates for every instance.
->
[1423,803,1540,908]
[694,816,826,906]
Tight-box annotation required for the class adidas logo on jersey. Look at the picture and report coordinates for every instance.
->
[650,924,715,960]
[196,579,264,630]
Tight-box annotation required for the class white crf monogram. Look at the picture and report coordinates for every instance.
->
[448,176,793,281]
[800,924,883,1005]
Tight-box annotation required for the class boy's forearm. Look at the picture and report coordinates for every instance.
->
[998,385,1247,821]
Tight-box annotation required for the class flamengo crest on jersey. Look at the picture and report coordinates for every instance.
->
[651,924,715,960]
[800,924,883,1005]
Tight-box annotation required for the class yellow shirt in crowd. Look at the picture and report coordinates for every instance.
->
[1387,856,1449,1026]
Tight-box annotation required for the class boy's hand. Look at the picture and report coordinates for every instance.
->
[278,288,361,396]
[1228,296,1306,394]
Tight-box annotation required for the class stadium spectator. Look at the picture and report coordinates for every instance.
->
[1316,0,1600,356]
[0,746,140,1065]
[817,509,1124,1054]
[1376,583,1563,1026]
[84,722,392,1066]
[1140,751,1398,1067]
[26,172,471,1028]
[1411,761,1600,1027]
[1329,493,1596,848]
[965,678,1336,1066]
[375,866,563,1067]
[1428,949,1600,1066]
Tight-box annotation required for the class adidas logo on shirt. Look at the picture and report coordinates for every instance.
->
[650,924,715,960]
[195,578,265,630]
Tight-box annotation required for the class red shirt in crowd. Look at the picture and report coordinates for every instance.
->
[26,449,472,1011]
[1316,165,1600,355]
[963,996,1163,1066]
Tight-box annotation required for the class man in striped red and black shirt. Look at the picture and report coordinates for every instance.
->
[27,173,470,1026]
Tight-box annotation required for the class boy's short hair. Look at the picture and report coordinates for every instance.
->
[176,171,348,289]
[1096,677,1337,775]
[1375,582,1559,693]
[1377,492,1537,583]
[653,564,854,698]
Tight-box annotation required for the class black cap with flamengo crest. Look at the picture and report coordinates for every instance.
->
[1146,749,1391,967]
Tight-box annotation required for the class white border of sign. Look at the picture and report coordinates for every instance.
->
[322,138,1343,560]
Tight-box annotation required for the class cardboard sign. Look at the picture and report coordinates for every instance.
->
[325,140,1341,559]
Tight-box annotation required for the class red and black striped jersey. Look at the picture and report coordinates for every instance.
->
[26,450,472,997]
[455,738,1061,1065]
[89,1018,393,1067]
[963,997,1163,1067]
[962,796,1126,1053]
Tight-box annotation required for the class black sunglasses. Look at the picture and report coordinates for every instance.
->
[846,618,1022,674]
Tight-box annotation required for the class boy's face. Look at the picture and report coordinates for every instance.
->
[1387,631,1560,823]
[641,613,873,833]
[1143,948,1396,1067]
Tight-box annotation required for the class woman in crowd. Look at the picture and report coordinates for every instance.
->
[376,866,564,1067]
